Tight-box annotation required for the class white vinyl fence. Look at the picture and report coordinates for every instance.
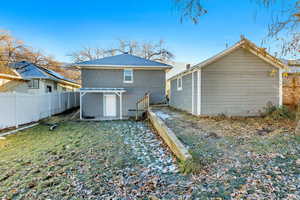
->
[0,92,79,130]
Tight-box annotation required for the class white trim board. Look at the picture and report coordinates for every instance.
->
[197,69,201,115]
[192,72,194,114]
[279,69,283,106]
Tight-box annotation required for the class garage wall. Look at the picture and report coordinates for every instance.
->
[170,73,193,113]
[201,48,280,116]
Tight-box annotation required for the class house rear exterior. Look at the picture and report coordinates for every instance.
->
[73,53,171,120]
[169,38,287,116]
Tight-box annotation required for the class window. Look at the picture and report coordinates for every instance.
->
[177,77,182,91]
[46,85,52,93]
[28,79,39,89]
[124,69,133,83]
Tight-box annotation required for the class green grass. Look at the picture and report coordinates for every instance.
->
[1,110,299,199]
[0,120,137,199]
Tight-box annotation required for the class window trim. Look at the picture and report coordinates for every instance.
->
[123,69,133,83]
[177,77,182,91]
[28,79,40,89]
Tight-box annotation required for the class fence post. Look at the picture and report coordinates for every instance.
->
[14,92,19,128]
[74,92,76,107]
[68,92,70,109]
[59,93,61,113]
[48,93,51,117]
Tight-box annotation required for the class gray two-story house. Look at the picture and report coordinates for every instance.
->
[72,53,172,120]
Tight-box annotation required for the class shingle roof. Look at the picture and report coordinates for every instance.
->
[74,53,172,68]
[10,61,55,80]
[38,67,78,84]
[10,61,80,87]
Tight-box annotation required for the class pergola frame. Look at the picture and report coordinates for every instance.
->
[79,88,126,120]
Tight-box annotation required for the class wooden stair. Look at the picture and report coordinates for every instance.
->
[135,92,150,120]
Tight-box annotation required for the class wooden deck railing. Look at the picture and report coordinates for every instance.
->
[136,92,150,120]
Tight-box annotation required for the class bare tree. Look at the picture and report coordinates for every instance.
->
[174,0,300,56]
[68,39,174,63]
[0,30,80,81]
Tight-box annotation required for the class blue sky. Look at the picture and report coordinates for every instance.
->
[0,0,278,63]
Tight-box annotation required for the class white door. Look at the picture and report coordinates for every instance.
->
[104,94,117,117]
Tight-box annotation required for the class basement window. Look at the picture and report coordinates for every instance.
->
[124,69,133,83]
[177,77,182,91]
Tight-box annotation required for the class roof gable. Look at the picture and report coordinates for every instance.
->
[169,37,288,80]
[194,38,287,70]
[73,53,172,69]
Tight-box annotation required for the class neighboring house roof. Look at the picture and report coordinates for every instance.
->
[10,61,55,80]
[285,66,300,73]
[169,37,289,81]
[10,61,80,88]
[72,53,172,69]
[38,67,80,87]
[287,59,300,66]
[166,61,191,80]
[282,60,300,73]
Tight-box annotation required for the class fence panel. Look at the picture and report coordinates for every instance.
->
[0,92,79,130]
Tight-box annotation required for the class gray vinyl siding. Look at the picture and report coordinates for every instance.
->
[82,69,166,118]
[193,71,198,115]
[201,48,279,116]
[82,93,122,118]
[170,73,193,113]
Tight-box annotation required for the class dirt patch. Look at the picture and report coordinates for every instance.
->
[152,106,300,199]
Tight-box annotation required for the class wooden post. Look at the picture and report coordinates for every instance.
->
[147,94,150,110]
[120,93,122,120]
[74,92,76,107]
[59,93,61,113]
[295,101,300,136]
[68,92,70,109]
[14,92,19,128]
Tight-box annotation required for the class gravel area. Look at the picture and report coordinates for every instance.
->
[151,106,300,199]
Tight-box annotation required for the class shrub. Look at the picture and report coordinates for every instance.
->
[262,102,296,120]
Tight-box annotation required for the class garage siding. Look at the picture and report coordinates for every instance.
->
[170,73,193,113]
[201,48,280,116]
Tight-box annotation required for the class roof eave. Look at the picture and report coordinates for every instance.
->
[168,38,288,81]
[72,64,172,70]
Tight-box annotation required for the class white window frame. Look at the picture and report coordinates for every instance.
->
[177,77,182,91]
[123,69,133,83]
[28,79,39,89]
